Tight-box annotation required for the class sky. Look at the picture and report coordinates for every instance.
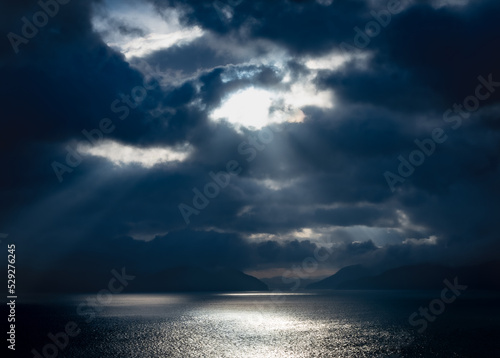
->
[1,0,500,292]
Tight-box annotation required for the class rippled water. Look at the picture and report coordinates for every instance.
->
[15,291,500,357]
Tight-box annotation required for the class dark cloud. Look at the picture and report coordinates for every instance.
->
[1,0,500,292]
[149,0,370,54]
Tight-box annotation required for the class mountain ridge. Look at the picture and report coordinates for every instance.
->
[130,266,269,292]
[307,261,500,290]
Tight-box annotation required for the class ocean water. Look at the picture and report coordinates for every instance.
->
[13,291,500,357]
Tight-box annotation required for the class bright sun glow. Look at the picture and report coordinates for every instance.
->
[211,88,279,130]
[210,81,332,131]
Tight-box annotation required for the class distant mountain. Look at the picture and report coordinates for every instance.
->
[306,261,500,290]
[131,266,269,292]
[338,261,500,290]
[338,264,455,290]
[306,264,374,290]
[260,276,318,291]
[456,261,500,290]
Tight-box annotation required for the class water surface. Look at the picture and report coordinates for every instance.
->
[15,291,500,357]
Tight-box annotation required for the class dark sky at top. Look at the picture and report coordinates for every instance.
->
[1,0,499,291]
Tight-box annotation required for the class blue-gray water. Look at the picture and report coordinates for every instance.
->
[14,291,500,357]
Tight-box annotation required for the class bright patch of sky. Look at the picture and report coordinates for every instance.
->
[210,76,332,131]
[78,140,191,168]
[92,0,203,59]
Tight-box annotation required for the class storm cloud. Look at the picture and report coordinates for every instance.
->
[1,0,499,291]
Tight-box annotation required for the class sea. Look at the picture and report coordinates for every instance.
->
[10,290,500,357]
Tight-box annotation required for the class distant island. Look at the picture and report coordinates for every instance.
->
[130,266,269,292]
[306,261,500,290]
[28,266,268,294]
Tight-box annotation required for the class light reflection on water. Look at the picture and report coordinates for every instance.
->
[20,291,500,357]
[214,292,319,296]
